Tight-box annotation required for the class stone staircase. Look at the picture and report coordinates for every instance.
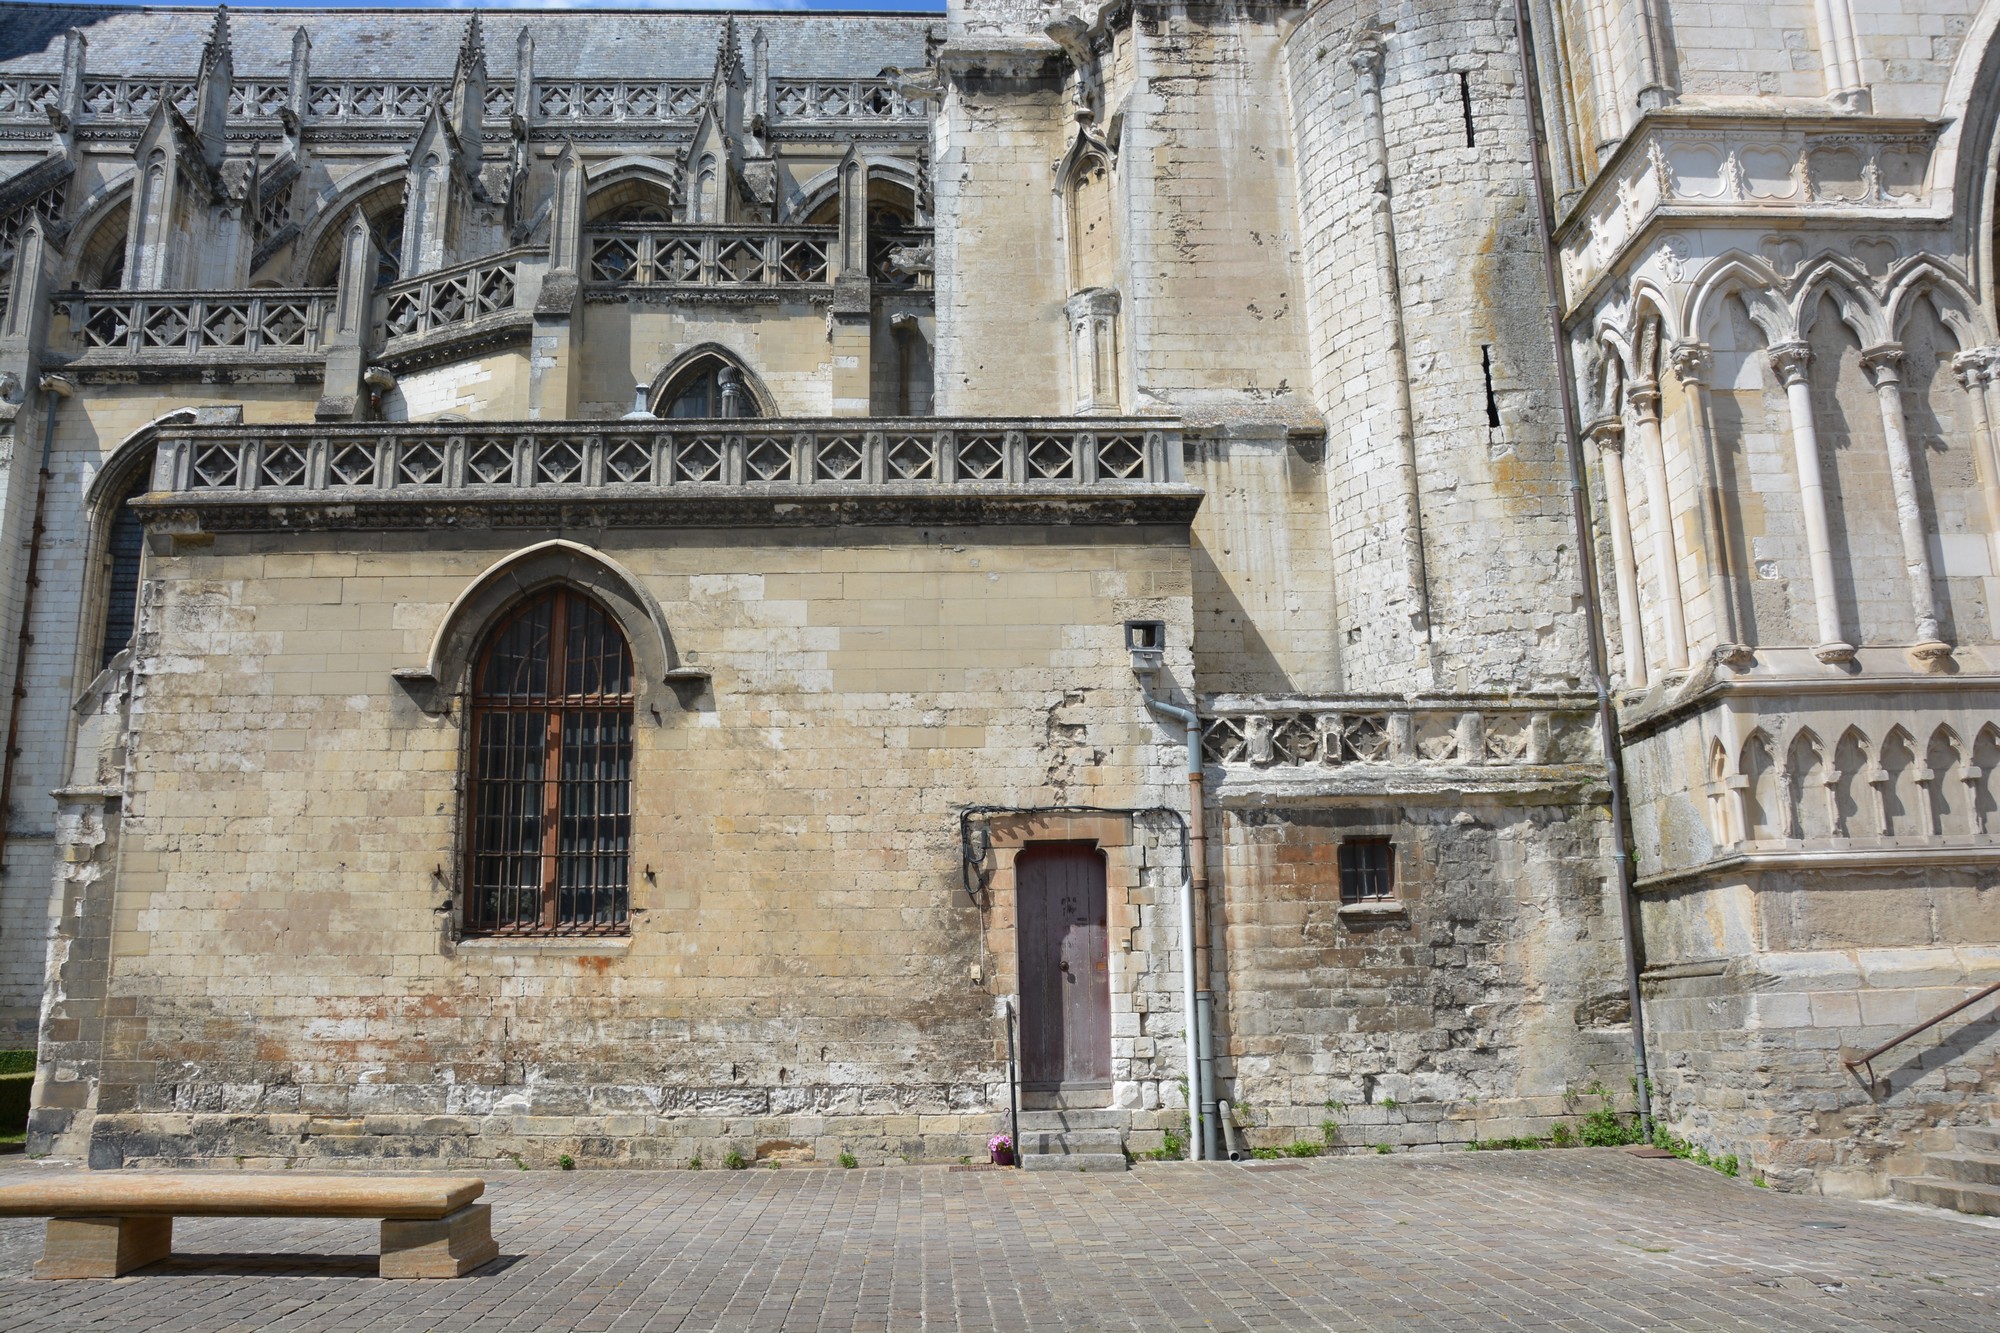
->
[1016,1109,1128,1172]
[1889,1123,2000,1216]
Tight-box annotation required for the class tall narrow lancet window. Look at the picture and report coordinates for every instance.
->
[99,474,148,667]
[467,589,634,936]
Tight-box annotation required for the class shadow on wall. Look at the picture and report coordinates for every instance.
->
[1191,534,1296,696]
[1860,1009,2000,1102]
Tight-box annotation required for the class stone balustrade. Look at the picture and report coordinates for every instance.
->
[378,252,529,350]
[585,227,835,290]
[1,74,927,126]
[1201,699,1602,772]
[141,419,1189,531]
[60,289,334,358]
[771,80,928,121]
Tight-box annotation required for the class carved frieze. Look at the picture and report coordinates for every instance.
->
[1556,116,1943,312]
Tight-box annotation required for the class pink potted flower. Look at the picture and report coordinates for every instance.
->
[989,1133,1014,1166]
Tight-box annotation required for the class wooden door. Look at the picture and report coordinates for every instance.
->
[1017,843,1111,1092]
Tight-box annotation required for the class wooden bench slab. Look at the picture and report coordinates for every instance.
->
[0,1174,497,1279]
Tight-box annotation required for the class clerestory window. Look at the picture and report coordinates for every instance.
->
[99,472,148,668]
[657,355,758,418]
[466,588,634,936]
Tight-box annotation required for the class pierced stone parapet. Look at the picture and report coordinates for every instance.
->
[771,80,929,122]
[585,227,846,292]
[59,289,334,361]
[534,80,706,123]
[1199,698,1602,778]
[140,418,1189,532]
[377,252,531,359]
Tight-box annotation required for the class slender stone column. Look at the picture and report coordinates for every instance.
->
[1954,348,2000,561]
[1353,38,1433,666]
[1859,344,1950,662]
[1768,342,1853,663]
[1668,341,1748,654]
[1627,382,1688,670]
[1589,417,1647,687]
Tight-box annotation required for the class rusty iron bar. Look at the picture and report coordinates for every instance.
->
[1841,980,2000,1089]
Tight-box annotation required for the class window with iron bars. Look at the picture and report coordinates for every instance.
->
[466,588,634,936]
[1337,838,1396,904]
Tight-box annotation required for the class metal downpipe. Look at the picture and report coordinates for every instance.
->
[1508,0,1655,1132]
[1146,691,1213,1161]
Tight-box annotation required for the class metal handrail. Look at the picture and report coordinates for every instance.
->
[1841,980,2000,1088]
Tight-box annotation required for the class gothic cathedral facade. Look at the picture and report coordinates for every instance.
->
[0,0,1993,1198]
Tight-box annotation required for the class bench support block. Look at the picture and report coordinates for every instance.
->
[380,1202,497,1278]
[35,1215,173,1279]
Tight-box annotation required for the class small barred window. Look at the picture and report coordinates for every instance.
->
[466,589,634,936]
[1337,839,1396,904]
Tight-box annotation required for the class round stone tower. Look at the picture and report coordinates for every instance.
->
[1283,0,1590,695]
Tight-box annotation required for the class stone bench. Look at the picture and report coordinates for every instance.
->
[0,1173,498,1279]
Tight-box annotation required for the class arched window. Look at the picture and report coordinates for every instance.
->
[655,354,757,418]
[370,207,405,289]
[467,589,634,936]
[99,471,148,668]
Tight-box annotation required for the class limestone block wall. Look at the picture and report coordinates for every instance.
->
[35,520,1201,1167]
[1116,7,1313,421]
[1640,883,2000,1195]
[1215,795,1636,1151]
[1183,429,1341,695]
[1620,680,2000,1192]
[576,303,846,420]
[0,384,322,1045]
[1285,0,1593,697]
[930,49,1070,415]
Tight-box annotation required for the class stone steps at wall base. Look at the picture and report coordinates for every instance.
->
[1015,1110,1128,1132]
[1956,1126,2000,1154]
[1020,1152,1130,1173]
[1888,1176,2000,1216]
[1020,1128,1125,1157]
[1920,1151,2000,1188]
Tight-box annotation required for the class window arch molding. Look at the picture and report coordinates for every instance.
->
[75,408,218,687]
[59,171,138,289]
[646,343,777,418]
[295,160,410,287]
[399,541,682,715]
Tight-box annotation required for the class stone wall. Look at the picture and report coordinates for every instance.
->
[1216,794,1636,1152]
[1284,0,1593,696]
[34,517,1201,1167]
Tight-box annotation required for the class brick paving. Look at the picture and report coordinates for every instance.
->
[0,1150,1994,1331]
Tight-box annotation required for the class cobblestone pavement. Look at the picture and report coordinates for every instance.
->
[0,1150,1994,1332]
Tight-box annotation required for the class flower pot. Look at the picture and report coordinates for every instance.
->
[991,1146,1014,1166]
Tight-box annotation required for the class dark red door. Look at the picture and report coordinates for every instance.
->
[1017,843,1111,1092]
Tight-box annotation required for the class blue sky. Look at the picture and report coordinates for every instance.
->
[115,1,947,9]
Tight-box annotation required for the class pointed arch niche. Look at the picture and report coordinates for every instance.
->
[1058,131,1121,415]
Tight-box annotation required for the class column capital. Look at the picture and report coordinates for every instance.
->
[1585,416,1626,453]
[1954,346,2000,390]
[1625,382,1662,420]
[1667,341,1711,388]
[1349,36,1385,80]
[1768,341,1811,387]
[1858,342,1904,387]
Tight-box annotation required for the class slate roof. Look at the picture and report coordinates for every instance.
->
[0,5,940,80]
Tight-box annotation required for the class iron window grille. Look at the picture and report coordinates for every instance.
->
[466,589,634,936]
[1337,838,1396,904]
